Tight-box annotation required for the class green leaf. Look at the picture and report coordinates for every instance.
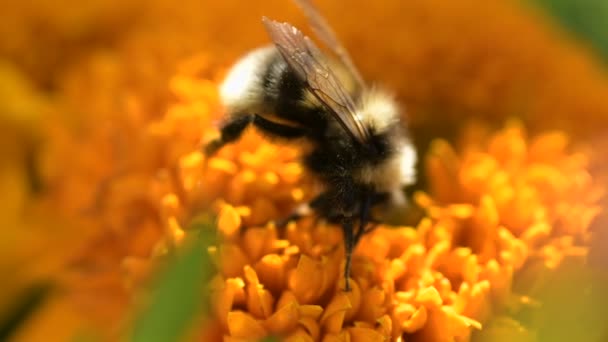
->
[530,264,608,342]
[131,227,216,342]
[529,0,608,61]
[261,337,279,342]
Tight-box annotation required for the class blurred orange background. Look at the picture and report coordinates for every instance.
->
[1,0,608,341]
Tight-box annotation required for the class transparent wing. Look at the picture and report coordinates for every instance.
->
[262,17,370,144]
[292,0,365,88]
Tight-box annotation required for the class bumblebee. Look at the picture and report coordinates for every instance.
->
[206,0,416,290]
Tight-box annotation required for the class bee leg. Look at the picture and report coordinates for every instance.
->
[354,193,373,243]
[205,114,307,155]
[342,215,355,292]
[204,115,254,155]
[363,220,380,234]
[356,191,389,236]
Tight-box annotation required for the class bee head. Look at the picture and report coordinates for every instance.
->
[356,87,401,135]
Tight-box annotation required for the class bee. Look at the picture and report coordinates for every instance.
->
[205,0,417,291]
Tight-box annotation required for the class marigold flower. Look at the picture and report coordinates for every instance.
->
[125,71,598,340]
[2,0,607,341]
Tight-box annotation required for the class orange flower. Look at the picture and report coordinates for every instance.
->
[1,0,607,341]
[124,65,598,339]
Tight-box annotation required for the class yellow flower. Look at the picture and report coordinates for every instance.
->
[117,64,599,340]
[147,111,596,342]
[1,0,607,341]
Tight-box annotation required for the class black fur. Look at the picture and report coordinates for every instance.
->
[207,55,397,291]
[205,113,307,155]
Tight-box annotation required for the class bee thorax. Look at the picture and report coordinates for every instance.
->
[219,46,276,115]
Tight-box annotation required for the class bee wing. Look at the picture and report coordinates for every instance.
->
[262,17,370,144]
[292,0,365,88]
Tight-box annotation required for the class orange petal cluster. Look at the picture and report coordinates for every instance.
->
[2,0,607,341]
[122,66,600,340]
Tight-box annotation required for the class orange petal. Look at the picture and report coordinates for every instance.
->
[278,162,303,184]
[276,291,299,310]
[347,327,385,342]
[415,286,443,307]
[386,259,406,283]
[178,151,205,199]
[321,293,352,334]
[425,240,450,269]
[166,216,185,246]
[227,311,267,339]
[298,316,321,341]
[319,251,342,296]
[462,253,480,285]
[247,198,279,227]
[336,278,361,322]
[223,336,246,342]
[299,305,323,320]
[289,255,323,304]
[479,259,513,307]
[375,314,392,338]
[264,300,299,335]
[447,204,475,219]
[225,170,254,205]
[322,331,350,342]
[413,306,450,341]
[356,287,386,322]
[219,244,249,278]
[284,327,315,342]
[209,157,238,175]
[160,193,182,222]
[441,306,482,338]
[254,254,287,294]
[401,244,426,274]
[426,139,461,202]
[356,231,390,261]
[528,131,568,163]
[352,321,374,329]
[242,227,271,261]
[213,278,245,330]
[401,305,427,333]
[456,280,492,322]
[121,257,153,290]
[218,204,241,240]
[244,266,274,319]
